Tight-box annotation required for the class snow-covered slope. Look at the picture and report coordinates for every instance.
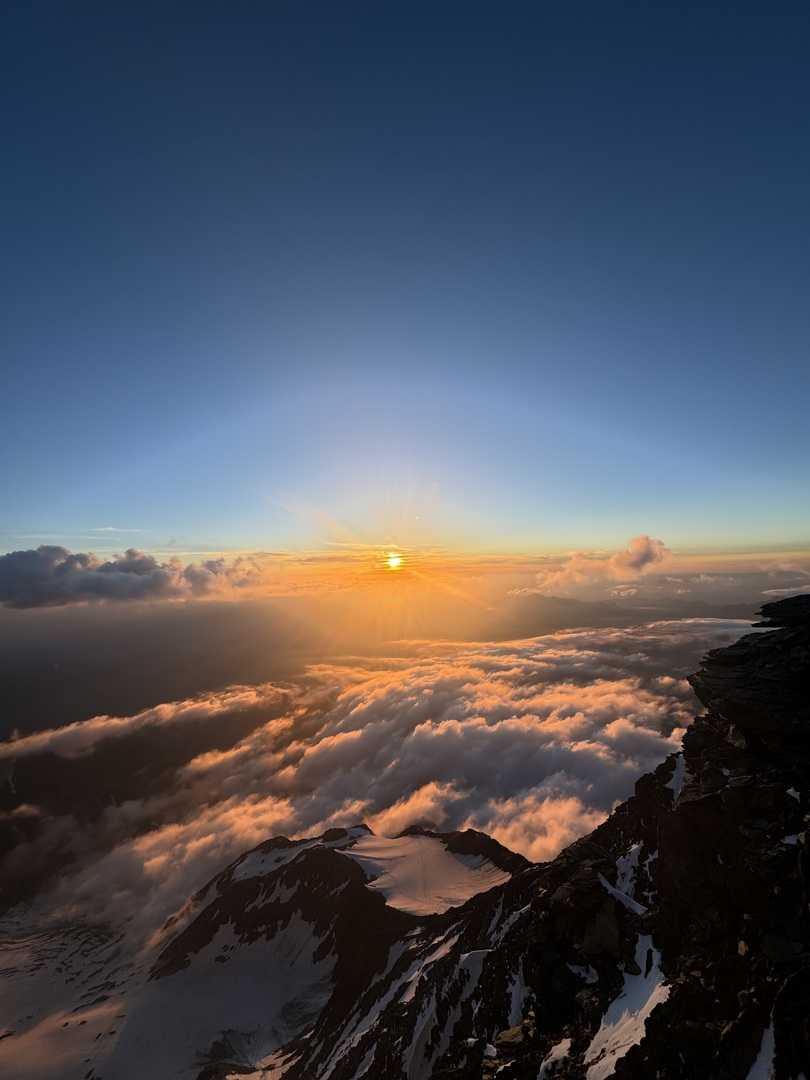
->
[0,912,139,1078]
[0,824,524,1080]
[109,911,335,1080]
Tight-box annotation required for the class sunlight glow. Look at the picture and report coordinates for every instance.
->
[386,552,403,570]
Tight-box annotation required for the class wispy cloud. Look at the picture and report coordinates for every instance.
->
[88,527,144,534]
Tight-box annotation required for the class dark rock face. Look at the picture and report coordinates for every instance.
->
[458,594,810,1080]
[754,594,810,628]
[104,597,810,1078]
[689,605,810,746]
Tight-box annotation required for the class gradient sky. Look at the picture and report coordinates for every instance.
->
[3,3,809,555]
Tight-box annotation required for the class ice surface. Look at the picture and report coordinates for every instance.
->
[340,835,510,916]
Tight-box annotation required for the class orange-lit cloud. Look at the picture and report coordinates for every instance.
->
[515,534,671,598]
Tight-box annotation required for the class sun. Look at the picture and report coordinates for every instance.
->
[386,551,403,570]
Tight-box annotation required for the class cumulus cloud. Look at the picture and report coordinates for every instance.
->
[0,617,750,943]
[518,535,671,599]
[611,535,670,572]
[0,546,269,608]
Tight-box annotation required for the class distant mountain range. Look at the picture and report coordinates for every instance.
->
[3,595,809,1079]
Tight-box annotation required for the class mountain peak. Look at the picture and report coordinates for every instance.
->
[320,822,374,842]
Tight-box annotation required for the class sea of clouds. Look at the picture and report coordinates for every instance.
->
[0,616,750,946]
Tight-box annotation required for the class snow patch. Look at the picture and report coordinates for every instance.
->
[583,935,669,1080]
[598,874,647,916]
[231,828,369,883]
[666,753,686,802]
[615,843,641,897]
[491,902,532,945]
[230,842,315,882]
[537,1037,572,1077]
[745,1023,775,1080]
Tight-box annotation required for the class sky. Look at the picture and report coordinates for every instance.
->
[3,3,810,557]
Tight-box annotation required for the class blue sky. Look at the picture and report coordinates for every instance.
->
[3,3,809,555]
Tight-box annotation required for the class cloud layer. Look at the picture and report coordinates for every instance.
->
[2,541,809,624]
[0,617,750,943]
